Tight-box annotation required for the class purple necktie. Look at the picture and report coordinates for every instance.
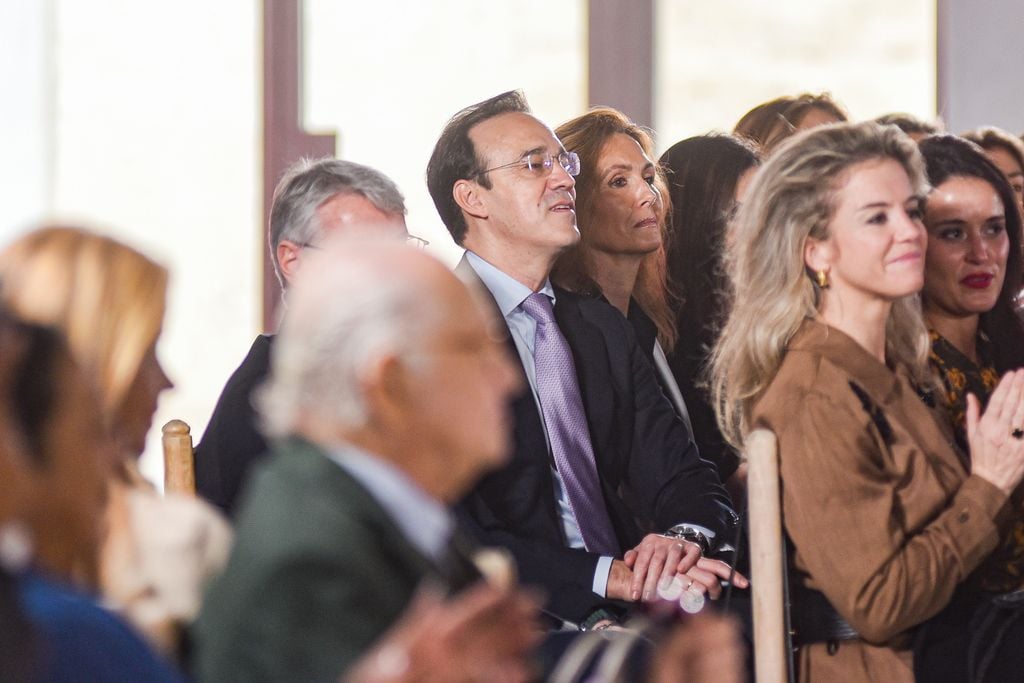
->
[521,292,619,556]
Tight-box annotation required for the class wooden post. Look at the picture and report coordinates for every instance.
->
[162,419,195,496]
[746,428,788,683]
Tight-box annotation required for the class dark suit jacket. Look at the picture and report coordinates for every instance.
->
[455,258,736,623]
[195,334,274,515]
[193,437,475,682]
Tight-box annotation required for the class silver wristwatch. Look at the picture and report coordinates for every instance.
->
[663,524,711,555]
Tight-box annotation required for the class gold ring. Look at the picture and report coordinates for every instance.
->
[1013,427,1024,440]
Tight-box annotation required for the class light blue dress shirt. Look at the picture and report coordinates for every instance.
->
[326,442,453,568]
[465,251,614,597]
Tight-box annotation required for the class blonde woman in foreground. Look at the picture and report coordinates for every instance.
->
[0,226,232,659]
[711,122,1024,682]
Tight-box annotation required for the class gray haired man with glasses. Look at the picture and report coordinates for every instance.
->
[195,157,423,515]
[427,91,742,631]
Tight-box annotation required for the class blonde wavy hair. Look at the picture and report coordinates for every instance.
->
[711,121,932,449]
[0,226,168,429]
[553,107,678,351]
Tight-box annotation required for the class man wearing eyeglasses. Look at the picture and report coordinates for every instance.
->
[427,91,743,631]
[196,157,424,516]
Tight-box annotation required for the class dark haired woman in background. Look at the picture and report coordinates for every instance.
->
[0,312,40,682]
[0,313,181,681]
[660,134,759,496]
[918,136,1024,607]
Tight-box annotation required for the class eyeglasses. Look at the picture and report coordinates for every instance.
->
[405,235,429,249]
[475,151,580,180]
[299,233,430,250]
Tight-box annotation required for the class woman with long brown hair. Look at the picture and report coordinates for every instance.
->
[553,107,687,419]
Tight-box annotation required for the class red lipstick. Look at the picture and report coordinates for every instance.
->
[961,273,994,289]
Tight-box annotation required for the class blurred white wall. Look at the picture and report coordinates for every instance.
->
[304,0,589,266]
[655,0,936,152]
[0,1,54,237]
[3,0,262,487]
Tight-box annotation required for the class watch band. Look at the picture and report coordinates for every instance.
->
[663,525,711,555]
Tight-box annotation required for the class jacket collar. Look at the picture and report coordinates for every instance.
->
[788,318,902,403]
[788,318,963,473]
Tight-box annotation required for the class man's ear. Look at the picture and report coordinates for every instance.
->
[360,354,408,428]
[277,240,303,285]
[454,179,488,220]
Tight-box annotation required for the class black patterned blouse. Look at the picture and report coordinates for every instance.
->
[929,329,1024,593]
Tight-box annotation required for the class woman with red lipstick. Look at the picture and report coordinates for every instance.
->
[0,226,232,660]
[712,122,1024,681]
[919,135,1024,455]
[552,108,686,418]
[919,137,1024,611]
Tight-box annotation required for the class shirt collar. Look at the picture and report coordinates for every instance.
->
[465,250,555,316]
[324,442,453,565]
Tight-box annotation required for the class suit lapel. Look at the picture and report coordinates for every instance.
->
[553,290,615,463]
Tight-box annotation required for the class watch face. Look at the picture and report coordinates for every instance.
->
[679,528,709,553]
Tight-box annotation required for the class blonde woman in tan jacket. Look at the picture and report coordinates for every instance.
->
[0,226,232,659]
[711,122,1024,682]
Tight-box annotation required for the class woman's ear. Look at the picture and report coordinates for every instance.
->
[453,179,488,220]
[803,236,833,273]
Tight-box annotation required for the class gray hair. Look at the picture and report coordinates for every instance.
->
[268,157,407,286]
[258,240,440,438]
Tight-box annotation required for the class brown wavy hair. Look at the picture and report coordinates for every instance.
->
[553,107,677,351]
[734,92,848,154]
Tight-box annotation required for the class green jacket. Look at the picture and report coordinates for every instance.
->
[193,437,463,682]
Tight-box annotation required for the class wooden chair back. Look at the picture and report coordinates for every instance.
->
[745,428,792,683]
[162,419,196,495]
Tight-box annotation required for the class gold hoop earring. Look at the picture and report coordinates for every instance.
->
[815,270,830,289]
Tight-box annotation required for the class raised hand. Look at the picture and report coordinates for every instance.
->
[968,369,1024,496]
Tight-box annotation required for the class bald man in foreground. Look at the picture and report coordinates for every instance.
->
[194,240,539,681]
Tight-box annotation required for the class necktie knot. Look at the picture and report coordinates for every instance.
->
[521,292,555,325]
